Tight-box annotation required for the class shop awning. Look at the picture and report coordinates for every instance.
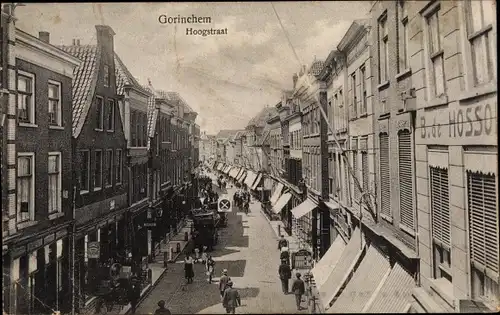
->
[235,168,243,178]
[237,170,247,182]
[291,198,317,219]
[272,192,292,214]
[224,165,231,174]
[326,245,391,313]
[312,235,346,290]
[364,262,415,313]
[217,163,223,171]
[244,171,256,187]
[319,228,364,310]
[270,182,284,206]
[229,167,239,178]
[251,173,263,190]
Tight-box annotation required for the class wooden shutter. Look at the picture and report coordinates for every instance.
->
[430,167,450,248]
[467,172,498,274]
[379,133,391,217]
[398,130,414,231]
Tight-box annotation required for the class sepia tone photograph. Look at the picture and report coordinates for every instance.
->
[1,1,498,314]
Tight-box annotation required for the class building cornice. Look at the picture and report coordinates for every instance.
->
[16,28,81,67]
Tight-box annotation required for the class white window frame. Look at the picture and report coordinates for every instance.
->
[107,99,115,132]
[459,0,497,92]
[48,80,62,127]
[95,96,104,131]
[115,149,122,185]
[93,149,103,191]
[48,152,62,214]
[360,65,367,115]
[398,0,410,73]
[378,12,388,83]
[105,149,113,188]
[17,71,36,126]
[79,150,90,194]
[422,2,447,101]
[17,152,35,223]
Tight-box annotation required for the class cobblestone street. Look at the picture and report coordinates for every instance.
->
[135,185,309,314]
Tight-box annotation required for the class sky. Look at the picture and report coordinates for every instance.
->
[16,2,370,135]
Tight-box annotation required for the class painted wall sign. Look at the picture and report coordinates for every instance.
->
[417,101,497,145]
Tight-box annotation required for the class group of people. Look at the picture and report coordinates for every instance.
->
[277,235,306,311]
[184,249,216,284]
[233,189,250,213]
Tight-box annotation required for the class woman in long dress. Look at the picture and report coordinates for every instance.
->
[184,253,194,284]
[206,254,215,283]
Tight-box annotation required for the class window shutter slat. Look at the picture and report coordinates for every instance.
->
[468,172,499,275]
[398,131,414,231]
[379,133,391,217]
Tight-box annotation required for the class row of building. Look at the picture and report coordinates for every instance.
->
[1,5,200,315]
[207,0,498,312]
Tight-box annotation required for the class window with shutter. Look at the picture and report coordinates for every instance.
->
[398,130,415,232]
[430,166,452,281]
[343,154,350,206]
[468,171,499,303]
[379,133,391,218]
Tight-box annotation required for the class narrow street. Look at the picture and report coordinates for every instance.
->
[135,184,308,314]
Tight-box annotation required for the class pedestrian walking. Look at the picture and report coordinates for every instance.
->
[219,269,231,298]
[206,254,215,283]
[222,281,241,314]
[154,300,172,315]
[128,276,141,314]
[184,253,195,284]
[278,235,289,251]
[278,259,292,294]
[291,272,306,311]
[201,246,208,265]
[194,247,200,263]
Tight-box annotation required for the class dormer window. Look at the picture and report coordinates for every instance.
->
[103,64,110,87]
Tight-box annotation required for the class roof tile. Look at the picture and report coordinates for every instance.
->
[57,44,100,137]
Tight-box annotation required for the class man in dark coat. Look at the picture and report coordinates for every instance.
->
[278,235,289,251]
[278,259,292,294]
[154,300,172,315]
[291,272,306,311]
[222,281,241,314]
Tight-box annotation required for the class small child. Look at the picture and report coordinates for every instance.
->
[194,247,200,263]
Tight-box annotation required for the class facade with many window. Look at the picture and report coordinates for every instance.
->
[2,20,80,315]
[405,0,498,312]
[59,26,130,313]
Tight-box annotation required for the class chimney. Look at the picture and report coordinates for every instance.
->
[95,25,116,47]
[38,31,50,44]
[76,39,80,45]
[72,39,76,45]
[293,73,298,88]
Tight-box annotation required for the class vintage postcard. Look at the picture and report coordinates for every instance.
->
[1,1,498,314]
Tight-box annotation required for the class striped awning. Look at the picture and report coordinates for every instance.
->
[244,171,257,187]
[327,245,391,313]
[235,168,244,179]
[291,198,317,219]
[270,182,284,206]
[312,235,346,290]
[251,173,263,190]
[365,263,415,313]
[319,228,364,310]
[272,192,292,214]
[217,163,223,171]
[229,167,239,178]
